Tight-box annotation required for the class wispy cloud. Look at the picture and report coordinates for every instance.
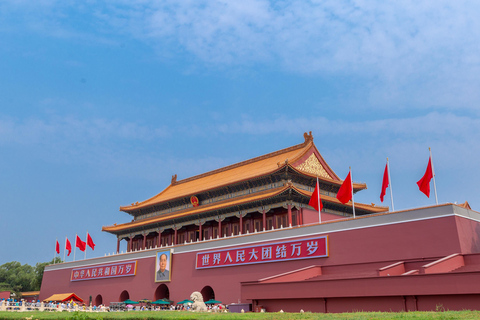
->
[216,111,479,141]
[0,114,169,145]
[3,1,480,110]
[119,1,480,74]
[2,111,475,180]
[0,113,170,178]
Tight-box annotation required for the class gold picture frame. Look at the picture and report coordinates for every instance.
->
[155,249,172,282]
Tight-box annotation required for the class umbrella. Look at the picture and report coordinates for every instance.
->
[152,300,170,305]
[138,299,152,304]
[123,299,139,304]
[161,298,174,304]
[205,299,222,304]
[176,299,193,305]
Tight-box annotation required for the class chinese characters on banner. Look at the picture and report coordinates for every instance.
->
[196,236,328,269]
[71,261,137,281]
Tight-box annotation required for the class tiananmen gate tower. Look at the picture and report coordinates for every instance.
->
[40,132,480,313]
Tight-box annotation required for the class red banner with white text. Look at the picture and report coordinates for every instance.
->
[71,261,137,281]
[196,236,328,269]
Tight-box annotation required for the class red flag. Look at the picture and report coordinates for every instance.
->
[380,163,389,202]
[66,238,72,256]
[417,157,433,197]
[76,235,86,252]
[308,179,323,211]
[337,171,352,204]
[56,240,60,254]
[87,233,96,251]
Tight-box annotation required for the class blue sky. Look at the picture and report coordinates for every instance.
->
[1,1,479,266]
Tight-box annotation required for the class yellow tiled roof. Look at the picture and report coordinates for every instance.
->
[120,136,357,212]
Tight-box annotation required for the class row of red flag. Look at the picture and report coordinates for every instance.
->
[381,153,436,203]
[55,233,96,257]
[309,152,437,214]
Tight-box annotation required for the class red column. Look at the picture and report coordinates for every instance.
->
[174,228,177,245]
[199,222,203,241]
[299,208,303,226]
[262,209,266,231]
[116,238,120,254]
[218,218,222,238]
[228,222,232,236]
[239,215,243,235]
[288,203,292,227]
[143,233,147,249]
[129,237,133,252]
[157,230,162,247]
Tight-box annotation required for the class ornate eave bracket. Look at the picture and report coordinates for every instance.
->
[257,205,271,214]
[282,201,294,209]
[214,215,226,223]
[234,210,248,218]
[194,219,207,226]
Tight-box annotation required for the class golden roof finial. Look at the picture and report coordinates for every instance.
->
[303,131,313,143]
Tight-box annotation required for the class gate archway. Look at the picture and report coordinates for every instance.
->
[95,294,103,306]
[200,286,215,302]
[154,284,170,300]
[119,290,129,302]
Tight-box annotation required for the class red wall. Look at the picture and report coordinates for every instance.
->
[303,208,348,225]
[255,295,480,313]
[40,213,480,308]
[455,216,480,254]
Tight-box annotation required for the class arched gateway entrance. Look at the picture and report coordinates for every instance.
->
[95,294,103,306]
[201,286,215,302]
[119,290,129,302]
[154,284,170,300]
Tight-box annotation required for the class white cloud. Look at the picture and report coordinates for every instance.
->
[0,113,170,173]
[3,1,480,110]
[2,110,477,179]
[216,112,478,140]
[100,0,480,110]
[0,114,168,145]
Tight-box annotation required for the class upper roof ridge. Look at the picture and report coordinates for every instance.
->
[173,138,310,186]
[121,132,319,212]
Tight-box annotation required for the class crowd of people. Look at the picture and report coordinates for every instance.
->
[0,298,227,312]
[119,303,226,312]
[0,299,107,312]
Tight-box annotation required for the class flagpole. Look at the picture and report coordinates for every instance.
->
[85,231,88,260]
[387,158,395,212]
[74,234,77,261]
[350,167,356,218]
[317,177,321,223]
[64,237,67,262]
[54,238,57,264]
[429,147,439,205]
